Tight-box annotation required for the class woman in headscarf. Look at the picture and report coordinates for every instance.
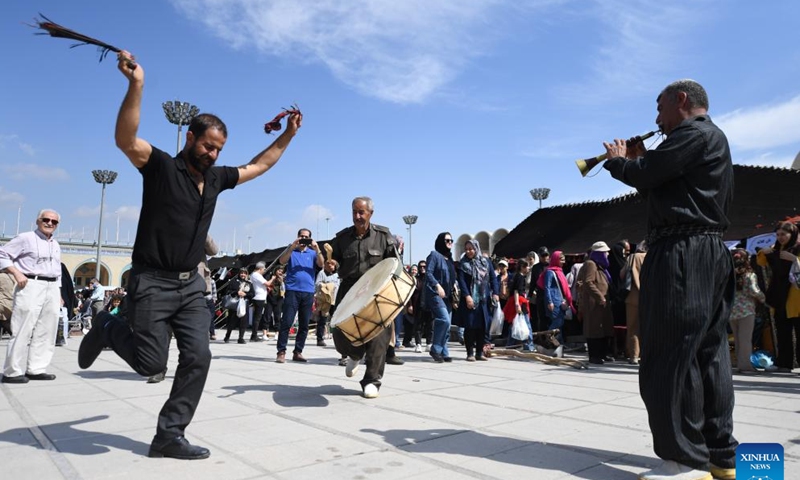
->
[224,268,254,344]
[539,250,574,344]
[424,232,456,363]
[756,221,800,372]
[576,241,615,364]
[455,239,499,361]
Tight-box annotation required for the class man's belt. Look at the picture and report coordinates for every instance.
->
[25,274,57,282]
[134,265,196,281]
[646,225,725,245]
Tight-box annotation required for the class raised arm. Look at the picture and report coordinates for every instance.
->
[114,51,152,168]
[237,113,302,185]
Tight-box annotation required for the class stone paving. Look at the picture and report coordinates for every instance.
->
[1,336,798,480]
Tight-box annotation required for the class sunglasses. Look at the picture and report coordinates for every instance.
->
[40,218,59,225]
[444,239,453,243]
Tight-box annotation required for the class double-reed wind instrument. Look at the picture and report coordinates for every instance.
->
[575,130,659,177]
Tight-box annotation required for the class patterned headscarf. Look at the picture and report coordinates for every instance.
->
[460,239,489,299]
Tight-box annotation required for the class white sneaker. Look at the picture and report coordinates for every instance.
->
[345,357,360,378]
[362,383,379,399]
[553,345,564,358]
[638,461,712,480]
[414,344,422,353]
[425,344,431,352]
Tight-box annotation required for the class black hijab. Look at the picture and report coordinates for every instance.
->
[434,232,452,259]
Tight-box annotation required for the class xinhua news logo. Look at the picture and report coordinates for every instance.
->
[736,443,784,480]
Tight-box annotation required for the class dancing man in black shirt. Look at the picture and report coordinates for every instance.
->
[603,79,736,480]
[78,51,302,460]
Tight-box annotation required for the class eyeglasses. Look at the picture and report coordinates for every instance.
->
[40,218,59,225]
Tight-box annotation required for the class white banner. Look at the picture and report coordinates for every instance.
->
[745,233,776,254]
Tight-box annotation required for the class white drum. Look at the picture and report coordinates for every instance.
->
[330,258,416,346]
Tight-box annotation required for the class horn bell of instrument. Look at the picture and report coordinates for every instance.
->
[576,154,607,177]
[575,130,660,177]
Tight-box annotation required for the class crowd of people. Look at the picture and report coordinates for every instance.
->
[3,69,800,480]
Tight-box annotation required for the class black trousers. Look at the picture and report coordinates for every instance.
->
[265,297,283,331]
[333,324,392,390]
[773,306,800,369]
[251,299,266,337]
[332,278,392,390]
[104,270,211,440]
[639,234,737,469]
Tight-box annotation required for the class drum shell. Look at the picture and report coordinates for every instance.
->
[332,259,416,346]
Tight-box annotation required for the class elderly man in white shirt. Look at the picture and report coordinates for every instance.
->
[0,209,62,383]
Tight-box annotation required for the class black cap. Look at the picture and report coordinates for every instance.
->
[537,246,550,257]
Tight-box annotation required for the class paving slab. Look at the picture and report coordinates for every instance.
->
[0,336,798,479]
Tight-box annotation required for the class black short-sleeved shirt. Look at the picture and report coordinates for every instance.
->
[132,146,239,272]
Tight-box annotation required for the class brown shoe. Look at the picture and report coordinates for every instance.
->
[292,352,307,363]
[276,351,286,363]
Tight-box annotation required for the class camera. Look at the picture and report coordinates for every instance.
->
[299,238,312,246]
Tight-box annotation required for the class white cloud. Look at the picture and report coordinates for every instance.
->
[170,0,508,104]
[0,163,68,181]
[732,152,794,169]
[555,1,704,105]
[0,187,25,206]
[0,134,36,156]
[74,206,101,217]
[716,95,800,151]
[114,206,141,222]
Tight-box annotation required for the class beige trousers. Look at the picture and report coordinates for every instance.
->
[3,279,60,377]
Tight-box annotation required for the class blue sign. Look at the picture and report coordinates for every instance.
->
[737,443,784,480]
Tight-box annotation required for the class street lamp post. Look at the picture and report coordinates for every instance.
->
[162,100,200,155]
[92,170,118,283]
[530,187,551,210]
[402,215,418,266]
[325,217,330,239]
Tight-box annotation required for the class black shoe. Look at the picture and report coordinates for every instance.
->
[55,340,66,347]
[1,375,29,384]
[603,355,615,363]
[589,357,605,365]
[317,339,327,347]
[386,356,405,365]
[26,373,56,381]
[148,436,210,460]
[237,338,247,344]
[443,356,453,363]
[250,336,263,342]
[430,352,444,363]
[223,337,230,343]
[79,311,110,369]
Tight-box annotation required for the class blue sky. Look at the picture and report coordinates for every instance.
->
[2,0,799,264]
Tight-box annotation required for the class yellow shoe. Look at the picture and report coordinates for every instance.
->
[709,464,735,480]
[638,461,712,480]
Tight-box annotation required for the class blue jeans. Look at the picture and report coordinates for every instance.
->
[278,290,314,353]
[507,313,534,350]
[395,312,404,344]
[429,296,452,357]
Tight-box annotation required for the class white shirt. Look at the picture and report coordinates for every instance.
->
[0,230,61,278]
[250,271,269,301]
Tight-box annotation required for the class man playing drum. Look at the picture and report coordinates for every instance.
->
[329,197,399,399]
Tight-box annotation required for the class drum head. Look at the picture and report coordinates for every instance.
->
[331,257,399,328]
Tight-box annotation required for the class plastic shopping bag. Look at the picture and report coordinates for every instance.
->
[511,313,530,341]
[490,303,504,336]
[237,298,247,318]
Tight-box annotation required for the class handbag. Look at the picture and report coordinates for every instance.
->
[511,313,530,341]
[450,282,460,310]
[222,294,239,310]
[236,298,247,318]
[790,259,800,290]
[490,302,504,336]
